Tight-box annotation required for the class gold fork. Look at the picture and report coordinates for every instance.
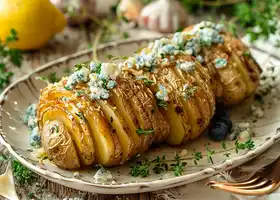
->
[207,176,280,196]
[207,158,280,196]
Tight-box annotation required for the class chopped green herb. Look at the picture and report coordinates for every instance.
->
[37,72,59,84]
[143,79,154,87]
[0,154,8,161]
[221,141,227,149]
[192,151,203,165]
[76,112,86,121]
[74,63,89,72]
[205,145,215,164]
[235,139,255,153]
[123,32,130,39]
[157,99,168,108]
[175,27,184,32]
[76,90,85,97]
[224,152,231,157]
[12,159,36,185]
[136,128,154,135]
[0,29,22,91]
[106,54,129,61]
[130,161,150,177]
[160,53,165,59]
[243,51,251,57]
[171,153,186,176]
[120,16,129,23]
[151,155,168,174]
[64,86,72,91]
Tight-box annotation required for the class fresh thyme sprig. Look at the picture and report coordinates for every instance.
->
[151,155,168,174]
[205,145,215,164]
[136,128,154,135]
[171,153,187,176]
[235,139,255,153]
[0,29,22,91]
[192,151,203,165]
[130,161,150,177]
[36,72,60,84]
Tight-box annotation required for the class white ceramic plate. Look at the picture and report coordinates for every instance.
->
[1,38,280,194]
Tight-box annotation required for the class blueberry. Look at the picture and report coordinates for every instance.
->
[218,116,232,131]
[209,122,229,141]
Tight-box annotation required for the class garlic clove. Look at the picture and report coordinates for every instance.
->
[50,0,96,25]
[117,0,144,22]
[139,0,189,33]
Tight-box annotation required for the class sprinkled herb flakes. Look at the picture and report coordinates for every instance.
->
[136,128,154,135]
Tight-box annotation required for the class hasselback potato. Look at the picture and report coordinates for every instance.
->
[35,21,260,169]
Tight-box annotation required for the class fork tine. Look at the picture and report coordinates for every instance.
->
[209,180,280,196]
[233,178,270,189]
[206,177,260,187]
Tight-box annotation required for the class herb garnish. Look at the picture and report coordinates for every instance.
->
[64,86,72,91]
[157,99,168,108]
[235,139,255,153]
[130,161,150,177]
[76,90,85,97]
[136,128,154,135]
[12,159,36,185]
[205,145,215,164]
[106,54,129,61]
[37,72,60,84]
[171,153,187,176]
[0,29,22,91]
[192,151,203,165]
[151,155,168,174]
[221,141,227,149]
[76,112,86,121]
[224,152,231,157]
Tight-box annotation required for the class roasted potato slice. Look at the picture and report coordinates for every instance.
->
[97,100,135,163]
[118,75,154,152]
[41,120,80,169]
[154,67,191,145]
[110,88,141,152]
[38,103,95,166]
[39,87,122,166]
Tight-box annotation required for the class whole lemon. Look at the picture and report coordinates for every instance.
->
[0,0,66,50]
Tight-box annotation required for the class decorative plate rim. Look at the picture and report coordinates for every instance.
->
[0,38,280,194]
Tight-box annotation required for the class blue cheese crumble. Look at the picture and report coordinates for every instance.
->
[176,61,195,72]
[196,55,204,63]
[94,168,114,183]
[156,85,169,101]
[65,67,90,90]
[24,104,41,148]
[215,58,228,69]
[87,63,121,100]
[24,104,38,130]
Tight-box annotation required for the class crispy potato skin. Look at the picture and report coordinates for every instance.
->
[183,28,261,105]
[37,26,260,169]
[41,120,80,169]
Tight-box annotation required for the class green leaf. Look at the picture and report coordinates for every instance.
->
[12,159,36,185]
[123,32,130,39]
[157,99,168,108]
[136,128,154,135]
[130,161,150,177]
[5,28,19,43]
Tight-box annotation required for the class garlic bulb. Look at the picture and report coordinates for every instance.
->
[139,0,189,33]
[117,0,144,22]
[50,0,96,25]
